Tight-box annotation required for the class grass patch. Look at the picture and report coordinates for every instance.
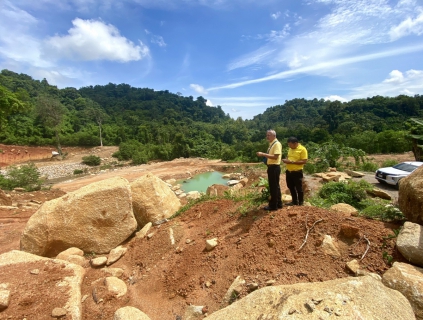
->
[82,155,101,166]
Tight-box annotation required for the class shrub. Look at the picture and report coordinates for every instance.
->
[132,151,148,165]
[252,177,270,203]
[0,163,42,191]
[359,162,378,172]
[303,162,317,174]
[360,203,405,222]
[316,180,372,208]
[113,140,143,161]
[381,159,398,167]
[73,169,84,175]
[82,155,101,166]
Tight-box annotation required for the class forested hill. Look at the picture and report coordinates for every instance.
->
[1,69,423,163]
[250,96,423,142]
[78,83,228,123]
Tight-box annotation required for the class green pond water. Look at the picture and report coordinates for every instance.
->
[178,171,228,193]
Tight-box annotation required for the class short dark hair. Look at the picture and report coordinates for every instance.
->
[287,136,298,143]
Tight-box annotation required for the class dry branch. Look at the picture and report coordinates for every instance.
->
[298,215,323,251]
[360,235,370,261]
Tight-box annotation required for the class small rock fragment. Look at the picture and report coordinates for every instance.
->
[51,307,67,318]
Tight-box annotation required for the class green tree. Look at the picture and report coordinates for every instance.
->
[308,141,366,169]
[85,100,108,147]
[35,95,67,154]
[0,85,26,130]
[407,118,423,161]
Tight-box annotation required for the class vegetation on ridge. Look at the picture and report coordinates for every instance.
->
[1,69,422,164]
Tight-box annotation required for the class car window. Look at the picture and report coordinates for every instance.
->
[393,163,419,172]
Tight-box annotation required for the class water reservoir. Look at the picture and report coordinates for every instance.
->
[178,171,228,193]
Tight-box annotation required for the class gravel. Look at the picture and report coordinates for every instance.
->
[1,163,90,180]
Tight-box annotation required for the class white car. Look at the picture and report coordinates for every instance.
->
[375,161,423,188]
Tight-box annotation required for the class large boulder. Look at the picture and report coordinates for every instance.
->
[398,165,423,224]
[20,177,137,256]
[131,173,181,227]
[204,275,414,320]
[396,221,423,267]
[383,262,423,320]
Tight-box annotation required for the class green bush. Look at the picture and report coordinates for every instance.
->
[359,162,378,172]
[73,169,84,175]
[132,151,148,165]
[254,177,270,203]
[381,159,398,167]
[113,140,143,161]
[315,180,372,208]
[303,162,317,174]
[0,163,42,191]
[360,203,405,222]
[82,155,101,166]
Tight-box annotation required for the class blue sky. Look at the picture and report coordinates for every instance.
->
[1,0,423,120]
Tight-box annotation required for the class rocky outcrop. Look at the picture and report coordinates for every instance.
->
[396,222,423,267]
[0,189,12,206]
[131,173,181,227]
[366,188,392,200]
[205,275,415,319]
[206,184,230,197]
[330,203,358,216]
[0,250,85,320]
[344,169,365,177]
[20,177,137,256]
[383,262,423,320]
[313,172,351,182]
[398,165,423,224]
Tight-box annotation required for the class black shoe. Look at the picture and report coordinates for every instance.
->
[299,202,304,206]
[277,204,283,209]
[286,202,299,206]
[263,206,278,211]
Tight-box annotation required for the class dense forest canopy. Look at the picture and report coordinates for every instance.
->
[1,69,422,163]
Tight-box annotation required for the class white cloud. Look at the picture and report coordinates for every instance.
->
[145,29,167,47]
[389,11,423,40]
[271,11,281,20]
[210,44,423,90]
[0,1,50,67]
[44,18,150,62]
[206,96,277,108]
[324,95,347,102]
[206,99,213,106]
[217,0,423,91]
[348,69,423,99]
[227,48,276,71]
[151,35,166,47]
[190,83,208,94]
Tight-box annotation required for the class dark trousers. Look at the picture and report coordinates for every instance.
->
[267,165,282,209]
[286,170,304,204]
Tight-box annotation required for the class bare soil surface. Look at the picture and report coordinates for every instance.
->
[0,146,415,320]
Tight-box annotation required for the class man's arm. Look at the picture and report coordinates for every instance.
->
[256,151,280,160]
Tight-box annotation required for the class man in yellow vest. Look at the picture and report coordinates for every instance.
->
[256,129,282,211]
[282,136,308,206]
